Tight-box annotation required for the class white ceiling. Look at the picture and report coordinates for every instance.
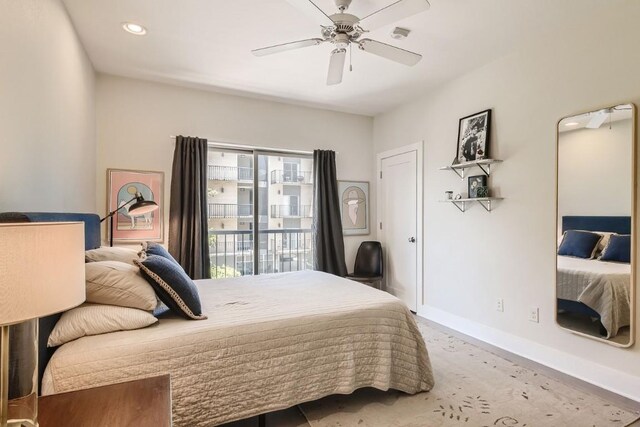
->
[62,0,613,116]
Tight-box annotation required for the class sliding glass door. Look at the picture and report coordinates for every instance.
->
[207,148,313,278]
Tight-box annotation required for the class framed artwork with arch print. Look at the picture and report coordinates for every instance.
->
[338,180,370,236]
[107,169,164,243]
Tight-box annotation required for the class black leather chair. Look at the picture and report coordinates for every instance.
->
[347,241,383,288]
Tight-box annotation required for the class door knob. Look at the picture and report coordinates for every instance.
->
[408,237,416,243]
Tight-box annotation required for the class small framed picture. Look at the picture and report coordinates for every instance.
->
[468,175,487,198]
[338,181,369,235]
[456,109,492,163]
[107,169,164,243]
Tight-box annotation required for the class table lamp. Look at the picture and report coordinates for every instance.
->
[0,222,85,427]
[101,192,159,247]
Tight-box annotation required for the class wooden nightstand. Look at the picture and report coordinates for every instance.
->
[38,375,171,427]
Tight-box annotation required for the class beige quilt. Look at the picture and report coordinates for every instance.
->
[42,271,434,426]
[556,256,631,338]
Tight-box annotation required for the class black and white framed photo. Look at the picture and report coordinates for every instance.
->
[468,175,487,198]
[456,109,491,163]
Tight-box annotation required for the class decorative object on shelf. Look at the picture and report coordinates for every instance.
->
[454,193,462,200]
[107,169,163,244]
[456,109,492,163]
[445,191,453,200]
[338,180,370,236]
[0,222,85,427]
[476,186,489,198]
[468,175,487,198]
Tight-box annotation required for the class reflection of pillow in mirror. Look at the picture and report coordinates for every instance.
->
[600,234,631,263]
[590,231,614,253]
[560,230,613,253]
[557,230,602,259]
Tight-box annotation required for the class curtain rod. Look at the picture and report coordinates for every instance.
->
[169,135,321,156]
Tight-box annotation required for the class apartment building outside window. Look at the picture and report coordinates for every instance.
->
[207,148,313,278]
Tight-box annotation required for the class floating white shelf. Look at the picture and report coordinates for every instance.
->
[439,159,503,179]
[440,197,504,212]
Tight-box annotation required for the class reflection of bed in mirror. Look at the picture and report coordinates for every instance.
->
[556,216,631,340]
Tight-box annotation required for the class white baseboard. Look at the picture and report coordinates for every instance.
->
[418,305,640,403]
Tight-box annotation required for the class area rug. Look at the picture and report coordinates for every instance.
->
[299,319,640,427]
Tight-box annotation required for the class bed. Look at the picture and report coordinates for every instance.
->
[0,212,434,426]
[557,216,632,338]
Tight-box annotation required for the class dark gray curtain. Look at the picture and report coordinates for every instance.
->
[312,150,348,276]
[169,136,211,279]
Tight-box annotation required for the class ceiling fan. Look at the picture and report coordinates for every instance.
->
[586,105,633,129]
[251,0,431,85]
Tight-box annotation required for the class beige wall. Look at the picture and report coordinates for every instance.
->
[0,0,96,212]
[95,74,374,268]
[373,3,640,400]
[558,119,633,233]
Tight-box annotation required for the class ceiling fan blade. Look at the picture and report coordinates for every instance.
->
[327,48,346,85]
[285,0,335,26]
[586,111,608,129]
[252,38,324,57]
[360,0,430,31]
[359,39,422,66]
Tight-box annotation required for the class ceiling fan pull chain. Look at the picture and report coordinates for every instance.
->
[349,43,353,72]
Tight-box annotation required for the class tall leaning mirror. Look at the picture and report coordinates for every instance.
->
[556,103,637,347]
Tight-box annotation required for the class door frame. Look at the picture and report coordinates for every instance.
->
[376,141,424,310]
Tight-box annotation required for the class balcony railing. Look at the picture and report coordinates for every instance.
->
[208,203,253,218]
[270,205,312,218]
[270,170,312,185]
[209,229,313,278]
[208,165,253,182]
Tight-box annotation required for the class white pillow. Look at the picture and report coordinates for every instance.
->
[85,246,140,265]
[85,261,158,310]
[48,304,158,347]
[593,231,614,253]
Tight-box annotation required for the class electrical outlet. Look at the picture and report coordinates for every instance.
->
[496,299,504,312]
[529,307,539,323]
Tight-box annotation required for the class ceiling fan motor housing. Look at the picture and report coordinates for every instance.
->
[332,32,351,48]
[324,12,362,44]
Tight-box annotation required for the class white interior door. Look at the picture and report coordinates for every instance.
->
[380,150,418,311]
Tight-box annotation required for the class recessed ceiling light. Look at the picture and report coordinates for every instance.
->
[122,22,147,35]
[564,122,579,127]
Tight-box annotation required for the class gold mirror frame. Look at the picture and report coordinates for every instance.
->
[555,102,637,348]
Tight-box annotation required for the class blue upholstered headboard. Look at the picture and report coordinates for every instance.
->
[0,212,101,391]
[562,216,631,234]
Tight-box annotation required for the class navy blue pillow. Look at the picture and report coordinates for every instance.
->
[600,234,631,263]
[558,230,602,259]
[135,255,207,320]
[144,242,180,265]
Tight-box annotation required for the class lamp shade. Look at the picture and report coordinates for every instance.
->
[128,198,159,216]
[0,222,85,325]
